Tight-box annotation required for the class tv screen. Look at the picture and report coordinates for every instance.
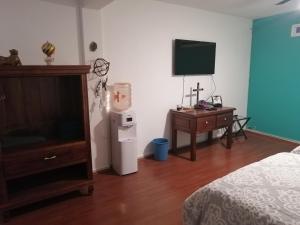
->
[174,39,216,75]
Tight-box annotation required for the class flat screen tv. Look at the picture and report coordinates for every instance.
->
[174,39,216,75]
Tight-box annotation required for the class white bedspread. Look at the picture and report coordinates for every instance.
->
[183,152,300,225]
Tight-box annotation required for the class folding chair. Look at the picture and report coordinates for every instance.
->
[221,115,251,139]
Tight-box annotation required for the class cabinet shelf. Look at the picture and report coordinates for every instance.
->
[1,179,93,210]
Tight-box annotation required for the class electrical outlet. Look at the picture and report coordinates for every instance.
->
[291,24,300,37]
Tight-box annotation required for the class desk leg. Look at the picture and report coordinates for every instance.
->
[172,128,177,153]
[191,132,197,161]
[226,123,233,149]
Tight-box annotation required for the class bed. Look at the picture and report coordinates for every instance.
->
[183,149,300,225]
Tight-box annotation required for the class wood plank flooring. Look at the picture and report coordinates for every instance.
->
[6,132,298,225]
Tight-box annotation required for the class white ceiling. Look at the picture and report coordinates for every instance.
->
[156,0,300,19]
[43,0,300,19]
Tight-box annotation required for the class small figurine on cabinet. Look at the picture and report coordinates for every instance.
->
[0,49,22,66]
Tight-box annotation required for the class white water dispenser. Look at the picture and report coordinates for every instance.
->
[110,111,137,175]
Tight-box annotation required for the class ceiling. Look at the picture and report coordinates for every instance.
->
[156,0,300,19]
[43,0,300,19]
[42,0,114,9]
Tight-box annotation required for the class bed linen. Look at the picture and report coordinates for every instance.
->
[183,152,300,225]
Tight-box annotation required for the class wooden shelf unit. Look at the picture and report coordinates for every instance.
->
[0,65,93,221]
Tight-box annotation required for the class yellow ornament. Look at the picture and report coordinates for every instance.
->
[42,41,55,57]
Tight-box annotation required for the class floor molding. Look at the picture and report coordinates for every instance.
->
[246,129,300,144]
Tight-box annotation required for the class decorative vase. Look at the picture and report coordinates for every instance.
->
[41,41,55,65]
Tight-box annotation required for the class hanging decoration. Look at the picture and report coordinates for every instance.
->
[92,58,110,108]
[89,41,98,52]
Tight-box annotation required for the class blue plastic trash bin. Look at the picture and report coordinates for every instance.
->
[152,138,169,161]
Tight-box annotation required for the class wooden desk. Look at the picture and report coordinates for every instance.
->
[171,107,235,161]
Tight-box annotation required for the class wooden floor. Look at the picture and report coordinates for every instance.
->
[6,132,298,225]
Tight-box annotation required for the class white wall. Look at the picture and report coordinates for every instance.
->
[0,0,80,64]
[81,8,112,171]
[100,0,252,161]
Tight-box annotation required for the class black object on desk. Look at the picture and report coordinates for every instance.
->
[211,95,222,107]
[221,115,251,139]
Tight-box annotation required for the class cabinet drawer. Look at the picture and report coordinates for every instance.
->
[3,145,88,179]
[197,116,216,132]
[216,113,233,128]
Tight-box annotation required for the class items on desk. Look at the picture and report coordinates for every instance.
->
[195,95,223,110]
[211,95,223,107]
[196,100,216,110]
[176,104,183,111]
[179,81,223,111]
[193,82,204,107]
[176,105,193,112]
[185,87,197,108]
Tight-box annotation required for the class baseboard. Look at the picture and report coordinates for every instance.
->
[246,129,300,144]
[141,151,156,158]
[94,153,156,173]
[93,165,111,173]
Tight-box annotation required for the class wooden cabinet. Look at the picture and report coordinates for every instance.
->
[0,66,93,221]
[171,107,235,161]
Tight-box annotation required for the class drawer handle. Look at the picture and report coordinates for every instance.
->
[44,155,57,160]
[224,117,227,121]
[205,121,209,124]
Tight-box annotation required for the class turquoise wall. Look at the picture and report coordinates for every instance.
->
[248,11,300,141]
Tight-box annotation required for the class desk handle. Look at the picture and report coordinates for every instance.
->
[224,117,227,121]
[205,121,209,125]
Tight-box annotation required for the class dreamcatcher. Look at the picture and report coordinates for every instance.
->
[92,58,110,108]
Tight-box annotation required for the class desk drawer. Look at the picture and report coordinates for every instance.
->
[174,116,191,130]
[4,145,88,179]
[216,113,233,128]
[197,116,216,132]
